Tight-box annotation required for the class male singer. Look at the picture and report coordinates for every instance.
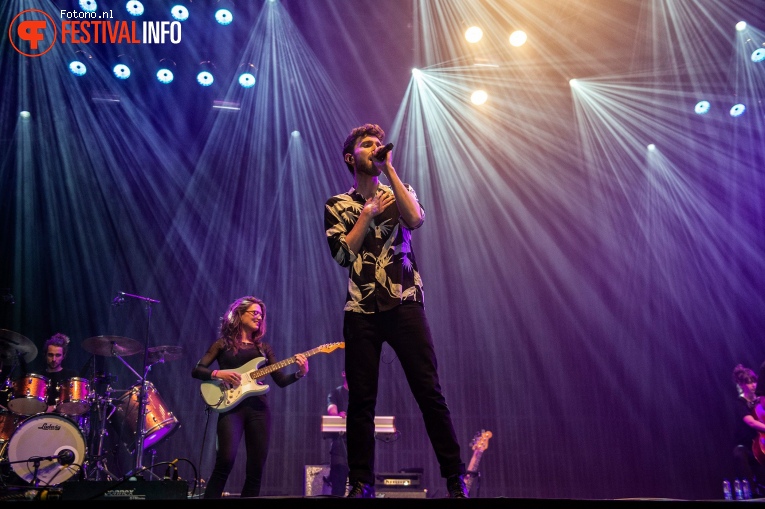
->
[323,123,467,498]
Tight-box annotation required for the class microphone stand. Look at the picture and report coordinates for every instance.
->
[115,291,159,479]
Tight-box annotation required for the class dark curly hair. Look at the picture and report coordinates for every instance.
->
[733,363,757,387]
[219,296,267,354]
[342,123,385,175]
[45,333,70,357]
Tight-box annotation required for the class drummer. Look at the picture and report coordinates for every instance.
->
[25,333,80,413]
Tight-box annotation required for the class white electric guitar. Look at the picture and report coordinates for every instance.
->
[199,342,344,412]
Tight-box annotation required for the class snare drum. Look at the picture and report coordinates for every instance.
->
[55,377,92,416]
[7,373,49,415]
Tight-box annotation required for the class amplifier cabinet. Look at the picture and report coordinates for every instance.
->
[375,489,428,498]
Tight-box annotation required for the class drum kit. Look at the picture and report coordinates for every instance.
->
[0,329,183,488]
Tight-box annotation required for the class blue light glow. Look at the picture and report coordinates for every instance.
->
[126,1,144,16]
[79,0,97,12]
[69,61,87,76]
[171,5,189,21]
[730,104,746,117]
[113,64,131,79]
[694,101,710,115]
[197,71,214,86]
[752,48,765,63]
[157,68,174,84]
[239,73,256,88]
[215,9,233,25]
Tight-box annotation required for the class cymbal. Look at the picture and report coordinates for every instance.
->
[0,329,37,363]
[147,345,183,363]
[82,335,143,357]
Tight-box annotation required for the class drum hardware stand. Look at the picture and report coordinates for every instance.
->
[85,387,119,481]
[113,291,159,480]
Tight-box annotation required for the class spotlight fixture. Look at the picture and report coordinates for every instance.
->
[239,73,256,88]
[752,48,765,63]
[509,30,527,47]
[79,0,98,12]
[171,5,189,21]
[470,90,488,105]
[291,130,300,138]
[412,68,422,78]
[20,111,31,119]
[157,58,176,84]
[647,144,656,151]
[197,71,213,86]
[238,63,256,88]
[113,54,134,80]
[113,64,131,79]
[197,60,216,86]
[465,26,483,43]
[126,1,144,16]
[69,60,87,76]
[215,8,233,25]
[694,101,710,115]
[735,21,747,31]
[729,104,746,117]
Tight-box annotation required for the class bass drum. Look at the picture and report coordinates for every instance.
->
[7,413,86,485]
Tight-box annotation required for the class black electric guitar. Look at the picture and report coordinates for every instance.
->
[200,342,344,412]
[464,430,492,495]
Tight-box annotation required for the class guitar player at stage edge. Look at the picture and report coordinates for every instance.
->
[192,295,309,498]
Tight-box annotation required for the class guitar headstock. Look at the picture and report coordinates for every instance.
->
[470,430,492,452]
[319,342,345,353]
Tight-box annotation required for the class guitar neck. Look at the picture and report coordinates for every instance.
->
[248,346,326,378]
[467,450,484,473]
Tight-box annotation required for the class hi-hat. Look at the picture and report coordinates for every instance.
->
[82,335,143,357]
[147,345,183,363]
[0,329,37,363]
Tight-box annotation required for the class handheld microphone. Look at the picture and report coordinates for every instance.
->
[111,293,125,307]
[373,143,394,161]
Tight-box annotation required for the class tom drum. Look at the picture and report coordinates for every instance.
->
[7,374,49,415]
[54,377,92,416]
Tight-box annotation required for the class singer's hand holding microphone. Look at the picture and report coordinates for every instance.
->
[373,142,394,162]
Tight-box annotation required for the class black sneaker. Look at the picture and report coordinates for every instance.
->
[446,474,468,498]
[346,481,375,498]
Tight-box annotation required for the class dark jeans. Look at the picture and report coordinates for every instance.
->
[343,302,465,485]
[204,400,271,498]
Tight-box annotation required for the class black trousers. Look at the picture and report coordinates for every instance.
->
[205,399,271,498]
[343,302,465,485]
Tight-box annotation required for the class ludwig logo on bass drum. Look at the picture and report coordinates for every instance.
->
[38,422,62,430]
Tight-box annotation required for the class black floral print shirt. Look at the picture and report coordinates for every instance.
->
[324,183,425,314]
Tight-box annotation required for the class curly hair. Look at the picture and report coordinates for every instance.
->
[219,296,267,353]
[733,363,757,387]
[342,123,386,175]
[45,333,70,357]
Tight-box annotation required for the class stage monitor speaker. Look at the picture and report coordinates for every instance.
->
[305,464,332,496]
[60,480,188,500]
[375,489,428,498]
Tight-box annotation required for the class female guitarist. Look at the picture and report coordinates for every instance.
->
[192,295,309,498]
[731,363,765,497]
